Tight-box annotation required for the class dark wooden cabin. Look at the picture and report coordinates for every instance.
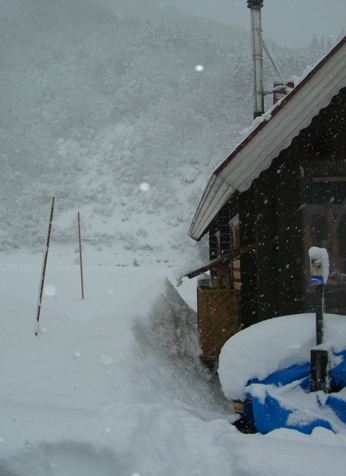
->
[187,36,346,365]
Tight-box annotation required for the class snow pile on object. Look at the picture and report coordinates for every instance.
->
[246,377,346,435]
[219,313,346,401]
[173,259,209,286]
[309,246,329,284]
[152,278,202,361]
[135,277,201,361]
[131,277,231,415]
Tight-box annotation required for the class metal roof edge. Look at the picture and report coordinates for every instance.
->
[214,35,346,177]
[188,174,217,239]
[189,175,235,239]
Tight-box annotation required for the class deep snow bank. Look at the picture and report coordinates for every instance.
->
[132,277,232,416]
[2,250,346,475]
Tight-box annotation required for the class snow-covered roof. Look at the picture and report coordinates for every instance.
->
[189,36,346,240]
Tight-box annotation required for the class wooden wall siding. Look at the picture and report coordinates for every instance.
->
[289,87,346,162]
[246,150,306,323]
[254,165,280,321]
[298,88,346,160]
[238,252,258,328]
[239,188,256,247]
[251,152,304,321]
[275,152,305,316]
[239,188,258,327]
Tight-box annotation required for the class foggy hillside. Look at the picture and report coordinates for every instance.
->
[0,0,329,258]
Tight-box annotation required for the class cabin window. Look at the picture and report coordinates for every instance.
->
[228,214,241,290]
[229,214,240,251]
[303,204,346,284]
[302,160,346,286]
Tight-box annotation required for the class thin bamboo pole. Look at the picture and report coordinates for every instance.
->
[35,197,55,336]
[78,212,84,299]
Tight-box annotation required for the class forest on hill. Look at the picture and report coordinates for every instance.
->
[0,0,332,257]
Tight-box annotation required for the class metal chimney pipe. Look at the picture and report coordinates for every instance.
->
[247,0,264,119]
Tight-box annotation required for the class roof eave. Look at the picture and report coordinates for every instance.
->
[189,36,346,241]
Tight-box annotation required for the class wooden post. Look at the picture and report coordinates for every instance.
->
[35,197,55,335]
[315,285,324,346]
[78,212,84,299]
[312,286,329,392]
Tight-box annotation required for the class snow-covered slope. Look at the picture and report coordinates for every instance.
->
[0,0,321,260]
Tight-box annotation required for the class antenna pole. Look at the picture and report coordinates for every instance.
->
[247,0,264,118]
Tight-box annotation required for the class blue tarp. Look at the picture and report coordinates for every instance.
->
[250,391,333,435]
[249,362,310,388]
[330,349,346,389]
[240,354,346,434]
[327,394,346,425]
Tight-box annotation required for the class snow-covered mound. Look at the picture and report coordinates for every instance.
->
[134,277,201,361]
[219,313,346,402]
[0,248,233,476]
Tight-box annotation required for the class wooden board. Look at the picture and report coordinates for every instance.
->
[197,287,239,361]
[233,282,242,291]
[233,270,241,280]
[233,260,241,269]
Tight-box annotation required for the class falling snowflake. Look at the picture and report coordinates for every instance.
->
[44,285,56,296]
[139,182,150,192]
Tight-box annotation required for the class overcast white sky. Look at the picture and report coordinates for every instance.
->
[162,0,346,48]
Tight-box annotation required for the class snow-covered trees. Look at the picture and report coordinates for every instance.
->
[0,0,330,253]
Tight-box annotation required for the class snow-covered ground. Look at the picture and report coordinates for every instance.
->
[1,245,346,475]
[1,2,345,474]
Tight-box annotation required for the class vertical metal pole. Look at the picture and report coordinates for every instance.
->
[309,247,329,392]
[78,212,84,299]
[248,0,264,118]
[310,287,328,391]
[35,197,55,335]
[310,349,329,393]
[315,285,324,345]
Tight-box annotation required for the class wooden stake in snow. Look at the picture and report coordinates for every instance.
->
[78,212,84,299]
[35,197,55,336]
